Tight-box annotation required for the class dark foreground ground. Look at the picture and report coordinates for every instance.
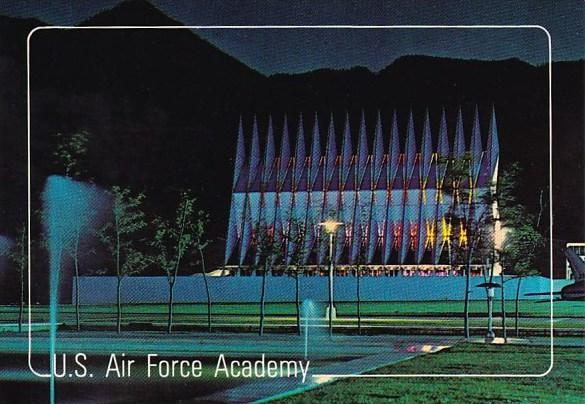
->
[0,332,456,403]
[0,330,581,403]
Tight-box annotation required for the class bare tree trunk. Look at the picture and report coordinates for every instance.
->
[463,281,470,339]
[74,265,80,331]
[74,233,81,331]
[116,277,122,334]
[295,272,301,336]
[18,267,24,333]
[357,265,362,335]
[169,204,188,334]
[500,272,507,342]
[463,251,472,340]
[167,280,175,334]
[199,248,212,333]
[536,189,544,230]
[115,226,121,334]
[515,277,522,337]
[259,261,268,336]
[18,230,26,333]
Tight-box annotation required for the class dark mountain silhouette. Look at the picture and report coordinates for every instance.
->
[0,0,583,287]
[80,0,183,26]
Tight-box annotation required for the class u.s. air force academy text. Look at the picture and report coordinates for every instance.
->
[99,353,311,383]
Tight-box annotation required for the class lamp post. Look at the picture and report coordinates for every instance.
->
[319,220,343,337]
[477,282,501,342]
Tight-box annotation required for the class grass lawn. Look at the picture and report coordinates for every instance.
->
[275,344,584,403]
[0,300,582,332]
[2,300,581,317]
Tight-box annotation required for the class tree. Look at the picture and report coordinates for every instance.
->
[441,155,468,337]
[500,223,544,336]
[0,224,27,332]
[283,218,308,335]
[66,222,96,331]
[99,186,150,333]
[497,163,546,337]
[500,268,507,342]
[442,153,496,339]
[192,209,212,333]
[52,130,89,179]
[60,195,100,332]
[254,223,282,336]
[151,192,208,333]
[52,130,93,331]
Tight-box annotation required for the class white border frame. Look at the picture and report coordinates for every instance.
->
[26,25,553,379]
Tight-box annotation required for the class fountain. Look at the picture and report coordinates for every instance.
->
[300,299,324,360]
[42,175,109,403]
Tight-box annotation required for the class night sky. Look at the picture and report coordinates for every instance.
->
[1,0,583,74]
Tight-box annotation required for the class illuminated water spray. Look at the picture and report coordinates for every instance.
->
[41,175,109,403]
[300,299,323,360]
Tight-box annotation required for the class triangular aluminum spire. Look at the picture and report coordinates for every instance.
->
[232,116,246,190]
[372,110,384,185]
[470,105,483,183]
[325,113,337,186]
[453,106,465,159]
[404,109,417,184]
[388,110,400,185]
[263,115,275,184]
[357,110,369,186]
[279,114,291,186]
[248,115,261,188]
[487,105,500,178]
[293,113,306,188]
[437,107,450,185]
[340,111,353,188]
[421,108,433,185]
[310,112,321,188]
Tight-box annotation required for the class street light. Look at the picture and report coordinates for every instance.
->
[319,220,343,337]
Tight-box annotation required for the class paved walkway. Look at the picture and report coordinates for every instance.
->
[0,331,457,357]
[198,337,456,403]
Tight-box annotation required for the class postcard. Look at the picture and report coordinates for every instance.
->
[0,1,583,403]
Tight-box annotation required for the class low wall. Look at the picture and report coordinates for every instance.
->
[73,275,568,304]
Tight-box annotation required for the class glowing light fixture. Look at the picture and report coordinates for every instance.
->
[319,220,343,234]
